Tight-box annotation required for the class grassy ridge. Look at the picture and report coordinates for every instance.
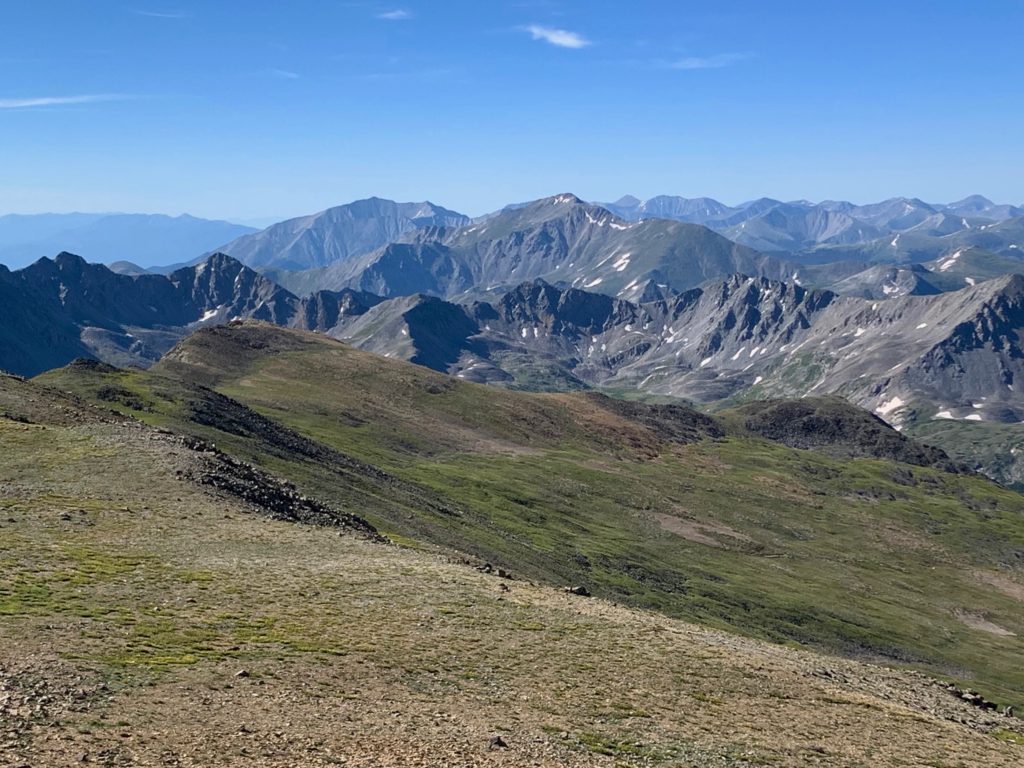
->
[5,410,1024,765]
[37,324,1024,708]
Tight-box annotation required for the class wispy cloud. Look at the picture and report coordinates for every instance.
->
[377,9,412,20]
[669,52,750,70]
[266,69,300,80]
[129,8,190,19]
[0,94,132,110]
[525,24,590,49]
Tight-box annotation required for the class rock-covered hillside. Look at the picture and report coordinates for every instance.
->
[287,273,1024,430]
[0,252,382,376]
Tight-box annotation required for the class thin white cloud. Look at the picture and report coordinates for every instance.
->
[525,25,590,49]
[0,94,132,110]
[670,52,750,70]
[129,9,190,19]
[267,69,300,80]
[377,9,412,20]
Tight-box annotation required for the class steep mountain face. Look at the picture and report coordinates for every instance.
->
[289,288,385,335]
[0,252,298,375]
[0,262,91,377]
[215,197,470,271]
[0,213,255,269]
[334,293,484,372]
[272,194,793,299]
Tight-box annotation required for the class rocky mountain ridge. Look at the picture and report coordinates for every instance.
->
[269,194,795,300]
[6,250,1024,441]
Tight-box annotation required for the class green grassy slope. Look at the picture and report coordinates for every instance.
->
[38,323,1024,709]
[5,373,1024,766]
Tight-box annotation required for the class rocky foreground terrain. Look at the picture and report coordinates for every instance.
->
[1,404,1022,766]
[3,323,1024,765]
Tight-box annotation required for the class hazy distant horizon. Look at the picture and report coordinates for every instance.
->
[3,189,1022,227]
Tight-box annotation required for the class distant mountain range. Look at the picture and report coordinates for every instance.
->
[7,194,1022,300]
[213,197,471,271]
[265,194,793,299]
[0,213,255,269]
[5,247,1024,485]
[5,249,1023,423]
[4,191,1024,486]
[601,194,1024,257]
[255,194,1024,305]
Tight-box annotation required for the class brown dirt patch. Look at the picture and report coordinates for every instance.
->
[954,610,1017,637]
[975,571,1024,604]
[653,513,754,549]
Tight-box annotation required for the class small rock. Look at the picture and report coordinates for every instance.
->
[488,735,508,750]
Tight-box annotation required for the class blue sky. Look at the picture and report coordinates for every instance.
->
[1,1,1021,221]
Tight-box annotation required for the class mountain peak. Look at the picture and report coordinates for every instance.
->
[945,194,998,216]
[53,251,88,265]
[203,251,244,268]
[543,193,585,206]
